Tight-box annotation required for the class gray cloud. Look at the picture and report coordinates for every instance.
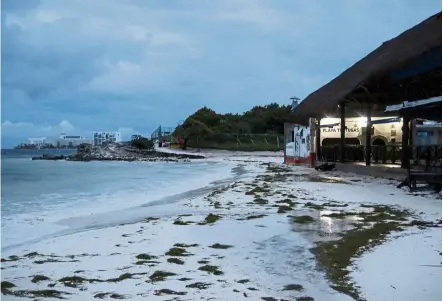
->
[1,0,441,147]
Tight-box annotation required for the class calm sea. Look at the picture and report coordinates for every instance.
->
[1,149,234,249]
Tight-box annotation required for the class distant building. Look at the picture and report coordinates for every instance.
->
[28,137,47,146]
[93,132,122,146]
[56,133,92,148]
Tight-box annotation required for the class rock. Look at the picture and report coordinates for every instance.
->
[32,154,65,161]
[31,143,204,163]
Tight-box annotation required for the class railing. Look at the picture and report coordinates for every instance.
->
[319,145,442,165]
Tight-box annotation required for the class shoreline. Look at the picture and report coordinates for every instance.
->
[1,159,240,252]
[1,155,441,301]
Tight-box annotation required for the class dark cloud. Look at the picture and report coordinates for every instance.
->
[1,0,441,148]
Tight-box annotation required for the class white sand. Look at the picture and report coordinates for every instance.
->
[1,153,441,301]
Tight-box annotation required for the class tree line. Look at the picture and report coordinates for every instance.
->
[174,103,295,149]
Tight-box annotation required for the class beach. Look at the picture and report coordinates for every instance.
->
[1,151,441,301]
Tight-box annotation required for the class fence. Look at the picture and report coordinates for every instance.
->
[185,133,284,151]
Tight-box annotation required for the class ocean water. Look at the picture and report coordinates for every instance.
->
[1,149,235,250]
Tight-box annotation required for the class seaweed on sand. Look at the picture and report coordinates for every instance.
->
[292,216,314,224]
[165,247,192,257]
[311,222,404,301]
[208,243,233,249]
[186,282,212,289]
[1,281,16,291]
[198,265,223,275]
[154,289,187,296]
[245,214,267,220]
[135,253,157,260]
[253,198,268,205]
[174,243,199,248]
[277,205,293,214]
[173,219,192,225]
[149,271,177,282]
[167,258,185,265]
[245,187,270,196]
[198,213,221,225]
[3,289,71,299]
[276,199,298,207]
[283,284,304,291]
[304,202,325,210]
[94,292,127,299]
[31,275,51,283]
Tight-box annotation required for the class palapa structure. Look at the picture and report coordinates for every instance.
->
[293,12,442,167]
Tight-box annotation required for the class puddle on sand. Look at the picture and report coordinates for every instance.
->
[288,209,359,243]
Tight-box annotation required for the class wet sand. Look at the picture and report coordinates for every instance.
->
[1,156,441,301]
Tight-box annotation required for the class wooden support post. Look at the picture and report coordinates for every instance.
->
[316,118,321,161]
[340,103,345,163]
[401,116,411,169]
[365,103,372,166]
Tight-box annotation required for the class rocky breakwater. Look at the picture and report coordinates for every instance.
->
[32,143,205,163]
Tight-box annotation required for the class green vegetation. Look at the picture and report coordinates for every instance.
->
[165,247,192,257]
[2,255,20,262]
[283,284,304,291]
[2,288,71,299]
[58,276,93,287]
[135,253,157,260]
[94,292,126,299]
[1,281,16,291]
[277,205,293,214]
[135,260,160,266]
[276,199,298,207]
[296,297,315,301]
[198,265,224,275]
[149,271,177,282]
[253,197,269,205]
[199,213,221,225]
[304,202,325,210]
[174,104,295,151]
[209,243,233,249]
[173,219,192,225]
[154,289,187,296]
[131,137,154,150]
[174,243,199,248]
[178,277,193,282]
[245,214,267,220]
[24,252,41,258]
[31,275,51,283]
[167,258,185,265]
[292,216,315,224]
[312,222,404,300]
[246,187,270,196]
[322,205,410,223]
[186,282,212,289]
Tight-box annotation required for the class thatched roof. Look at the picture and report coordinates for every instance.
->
[294,12,442,125]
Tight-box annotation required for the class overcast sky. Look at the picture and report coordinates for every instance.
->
[1,0,441,147]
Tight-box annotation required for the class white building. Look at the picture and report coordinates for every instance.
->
[56,133,92,148]
[28,137,47,146]
[93,132,122,146]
